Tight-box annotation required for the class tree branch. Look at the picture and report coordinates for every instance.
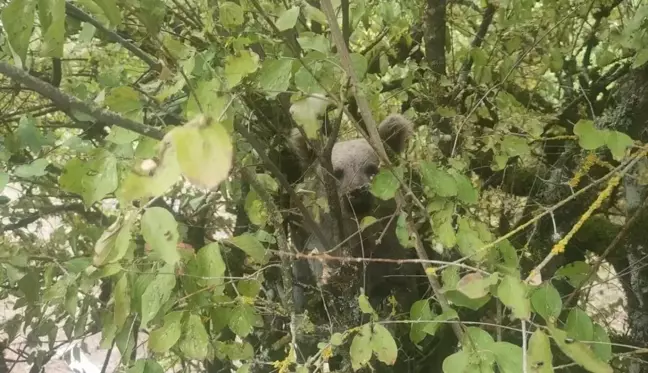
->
[0,61,165,140]
[65,2,162,71]
[423,0,447,76]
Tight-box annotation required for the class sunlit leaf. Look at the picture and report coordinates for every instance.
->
[1,0,37,66]
[566,308,593,341]
[113,274,130,329]
[140,264,176,326]
[496,275,530,320]
[276,6,300,31]
[39,0,65,57]
[547,325,613,373]
[164,114,233,190]
[224,50,260,89]
[220,1,244,28]
[370,167,402,200]
[91,0,122,26]
[257,58,293,98]
[527,329,553,373]
[370,324,398,366]
[178,314,210,360]
[290,94,329,139]
[591,323,612,363]
[530,282,562,323]
[350,323,372,371]
[574,120,606,150]
[93,211,136,267]
[227,233,267,264]
[141,207,181,266]
[14,159,49,178]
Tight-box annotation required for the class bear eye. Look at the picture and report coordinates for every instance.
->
[365,164,379,178]
[333,168,344,180]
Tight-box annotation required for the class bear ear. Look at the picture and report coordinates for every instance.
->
[377,114,414,155]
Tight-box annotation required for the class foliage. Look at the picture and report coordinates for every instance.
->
[0,0,647,372]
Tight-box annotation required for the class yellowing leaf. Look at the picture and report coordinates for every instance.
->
[164,115,233,190]
[141,207,181,266]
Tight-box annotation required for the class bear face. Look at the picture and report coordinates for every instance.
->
[290,113,414,220]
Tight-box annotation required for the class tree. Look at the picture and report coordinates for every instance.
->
[0,0,647,372]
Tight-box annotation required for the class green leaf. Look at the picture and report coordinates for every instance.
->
[244,189,268,226]
[297,33,330,54]
[81,150,119,206]
[555,261,590,288]
[409,299,435,344]
[14,159,49,178]
[370,324,398,366]
[17,116,48,152]
[1,0,37,66]
[164,115,233,190]
[605,130,634,161]
[39,0,65,57]
[113,274,130,329]
[350,323,372,371]
[303,3,327,25]
[0,172,9,192]
[501,135,530,157]
[224,50,260,89]
[106,126,140,144]
[530,282,562,323]
[91,0,122,26]
[106,86,143,114]
[527,329,553,373]
[220,2,244,28]
[591,323,612,363]
[456,219,486,262]
[228,303,262,337]
[456,272,497,299]
[370,167,402,200]
[493,342,523,373]
[195,242,226,287]
[442,351,470,373]
[178,314,210,360]
[290,94,329,139]
[226,233,267,264]
[566,308,593,341]
[450,171,478,204]
[148,311,183,354]
[140,264,176,326]
[632,48,648,69]
[127,359,165,373]
[395,213,413,248]
[358,293,376,315]
[276,6,300,31]
[496,275,530,320]
[349,53,368,79]
[257,58,293,98]
[461,327,496,366]
[141,207,180,266]
[420,162,457,197]
[574,120,606,150]
[93,211,136,267]
[547,325,613,373]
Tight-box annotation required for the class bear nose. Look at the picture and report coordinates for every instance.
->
[345,185,373,214]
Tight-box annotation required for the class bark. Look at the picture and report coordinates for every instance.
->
[423,0,446,77]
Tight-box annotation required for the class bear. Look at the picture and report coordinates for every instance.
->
[286,112,423,319]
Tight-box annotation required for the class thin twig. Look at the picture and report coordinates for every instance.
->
[65,3,161,71]
[0,61,165,140]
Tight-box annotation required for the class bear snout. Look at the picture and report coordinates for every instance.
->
[344,185,373,216]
